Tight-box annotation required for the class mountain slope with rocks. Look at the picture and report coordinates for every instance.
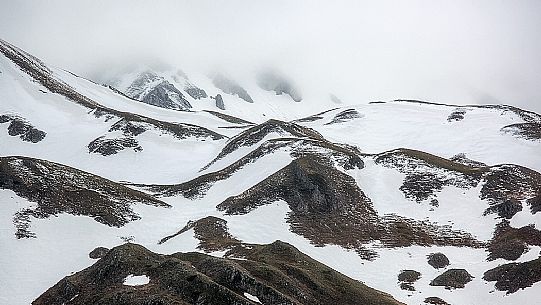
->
[1,38,540,305]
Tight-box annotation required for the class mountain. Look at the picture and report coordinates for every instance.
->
[1,38,541,305]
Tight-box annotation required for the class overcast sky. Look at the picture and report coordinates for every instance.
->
[1,0,540,112]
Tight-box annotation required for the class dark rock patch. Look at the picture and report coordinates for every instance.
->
[481,165,541,217]
[184,84,207,100]
[204,110,254,125]
[430,269,473,289]
[89,247,109,259]
[376,149,485,203]
[0,156,168,238]
[34,242,404,305]
[427,253,450,269]
[325,109,362,125]
[88,136,142,156]
[159,216,241,252]
[0,114,46,143]
[487,220,541,261]
[424,297,450,305]
[483,257,541,294]
[140,81,192,110]
[447,109,466,122]
[293,108,339,123]
[450,153,487,167]
[214,94,225,110]
[501,122,541,141]
[398,270,421,291]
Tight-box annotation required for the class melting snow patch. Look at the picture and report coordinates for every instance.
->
[244,292,261,303]
[123,274,150,286]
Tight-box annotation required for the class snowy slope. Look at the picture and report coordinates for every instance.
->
[1,38,541,305]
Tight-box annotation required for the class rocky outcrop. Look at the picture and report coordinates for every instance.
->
[430,269,473,289]
[0,156,168,238]
[0,114,46,143]
[501,122,541,141]
[447,109,466,122]
[184,83,207,100]
[89,247,109,259]
[324,109,363,125]
[88,136,142,155]
[140,80,191,110]
[427,253,450,269]
[487,221,541,261]
[214,94,225,110]
[34,242,405,305]
[398,270,421,291]
[483,257,541,294]
[159,216,241,252]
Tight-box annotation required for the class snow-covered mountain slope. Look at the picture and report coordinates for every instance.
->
[99,65,339,122]
[1,38,541,305]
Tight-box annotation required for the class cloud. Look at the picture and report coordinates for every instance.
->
[1,0,540,112]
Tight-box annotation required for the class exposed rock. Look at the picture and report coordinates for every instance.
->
[214,94,225,110]
[0,156,168,238]
[324,109,363,125]
[34,242,405,305]
[184,84,207,100]
[481,165,541,218]
[212,73,254,103]
[257,70,302,102]
[483,257,541,294]
[293,108,339,123]
[140,80,191,110]
[487,220,541,261]
[501,122,541,141]
[0,114,46,143]
[376,149,485,203]
[449,153,487,167]
[424,297,450,305]
[88,136,142,156]
[398,270,421,291]
[159,216,241,252]
[427,253,450,269]
[89,247,109,259]
[447,109,466,122]
[430,269,473,289]
[204,110,254,125]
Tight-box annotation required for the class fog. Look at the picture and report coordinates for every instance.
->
[1,0,540,112]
